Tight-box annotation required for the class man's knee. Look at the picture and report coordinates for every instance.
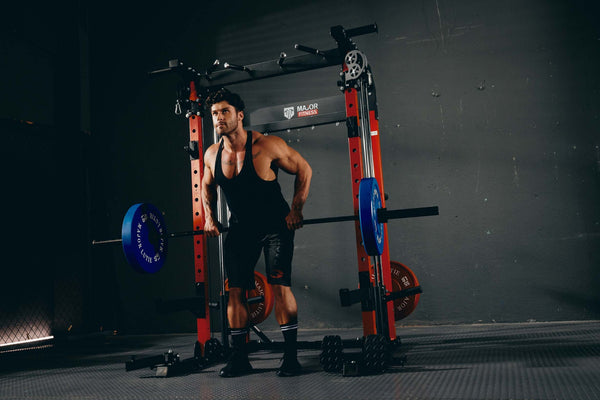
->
[228,287,246,304]
[272,284,292,298]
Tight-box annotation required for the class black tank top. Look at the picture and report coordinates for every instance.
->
[215,131,290,231]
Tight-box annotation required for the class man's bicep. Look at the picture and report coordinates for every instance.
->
[202,170,218,198]
[202,148,217,185]
[275,143,305,175]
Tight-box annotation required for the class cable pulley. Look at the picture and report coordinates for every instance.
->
[344,50,368,80]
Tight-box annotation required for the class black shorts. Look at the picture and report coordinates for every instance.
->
[223,225,295,289]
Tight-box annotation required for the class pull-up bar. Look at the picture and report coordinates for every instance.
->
[148,24,378,91]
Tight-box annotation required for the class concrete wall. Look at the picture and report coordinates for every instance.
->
[4,0,598,337]
[191,0,600,331]
[92,0,599,333]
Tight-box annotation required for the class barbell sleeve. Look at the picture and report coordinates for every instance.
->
[377,206,439,222]
[92,238,123,245]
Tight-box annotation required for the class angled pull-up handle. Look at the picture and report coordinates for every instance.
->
[346,23,378,37]
[294,44,325,56]
[223,62,251,72]
[330,23,378,54]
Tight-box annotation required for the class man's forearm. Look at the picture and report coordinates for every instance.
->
[201,184,218,223]
[291,166,312,212]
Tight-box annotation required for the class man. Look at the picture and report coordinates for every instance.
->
[201,88,312,377]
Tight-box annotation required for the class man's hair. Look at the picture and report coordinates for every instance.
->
[205,88,245,112]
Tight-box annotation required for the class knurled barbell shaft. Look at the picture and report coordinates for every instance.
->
[91,206,439,246]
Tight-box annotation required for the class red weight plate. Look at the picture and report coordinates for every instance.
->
[247,271,274,325]
[390,261,420,320]
[225,271,274,325]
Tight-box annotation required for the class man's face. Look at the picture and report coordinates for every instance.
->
[211,101,243,136]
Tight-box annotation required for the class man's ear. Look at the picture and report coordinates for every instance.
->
[238,110,244,122]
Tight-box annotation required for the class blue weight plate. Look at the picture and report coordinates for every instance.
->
[121,203,168,273]
[358,178,384,256]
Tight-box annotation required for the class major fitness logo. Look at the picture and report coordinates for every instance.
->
[283,107,294,120]
[283,103,319,119]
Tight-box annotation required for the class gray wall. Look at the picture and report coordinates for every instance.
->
[4,0,598,337]
[96,0,599,333]
[195,0,600,330]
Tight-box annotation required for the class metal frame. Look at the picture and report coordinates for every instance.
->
[151,23,404,357]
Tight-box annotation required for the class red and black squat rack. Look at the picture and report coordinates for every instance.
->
[129,24,436,376]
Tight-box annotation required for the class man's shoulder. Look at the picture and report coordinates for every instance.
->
[253,131,285,148]
[204,142,220,160]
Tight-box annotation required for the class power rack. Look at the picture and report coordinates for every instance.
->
[125,23,437,377]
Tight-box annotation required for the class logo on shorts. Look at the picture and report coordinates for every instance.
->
[283,107,294,120]
[270,269,284,279]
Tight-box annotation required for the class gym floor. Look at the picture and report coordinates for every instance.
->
[1,321,599,400]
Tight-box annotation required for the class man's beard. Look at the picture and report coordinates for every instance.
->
[216,124,229,135]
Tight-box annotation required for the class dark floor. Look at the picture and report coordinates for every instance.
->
[1,321,599,400]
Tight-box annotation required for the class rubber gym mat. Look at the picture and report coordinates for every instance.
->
[1,321,599,400]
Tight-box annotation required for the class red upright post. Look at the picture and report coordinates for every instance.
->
[344,73,397,341]
[187,83,211,354]
[344,87,378,337]
[368,106,397,342]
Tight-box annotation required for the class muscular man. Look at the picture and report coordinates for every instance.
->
[201,88,312,377]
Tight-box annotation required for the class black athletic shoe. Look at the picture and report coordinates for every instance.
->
[276,357,302,377]
[219,352,253,378]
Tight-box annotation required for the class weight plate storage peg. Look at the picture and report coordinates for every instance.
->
[358,178,385,256]
[122,203,168,273]
[390,261,421,321]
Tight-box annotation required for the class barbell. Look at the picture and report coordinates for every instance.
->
[92,178,439,273]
